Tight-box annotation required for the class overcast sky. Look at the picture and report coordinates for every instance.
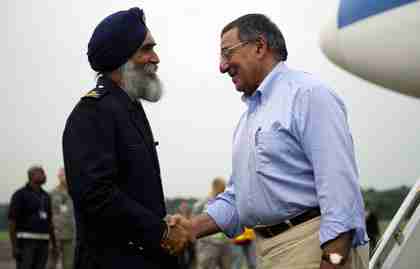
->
[1,0,419,203]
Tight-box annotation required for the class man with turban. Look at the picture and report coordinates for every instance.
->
[63,7,190,269]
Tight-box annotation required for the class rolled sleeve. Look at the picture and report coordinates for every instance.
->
[320,215,368,247]
[297,85,368,246]
[205,182,242,238]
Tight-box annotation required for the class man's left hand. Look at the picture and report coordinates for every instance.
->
[319,260,348,269]
[320,231,353,268]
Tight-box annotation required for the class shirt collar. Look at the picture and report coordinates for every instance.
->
[242,61,288,106]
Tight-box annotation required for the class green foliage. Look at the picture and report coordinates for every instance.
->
[363,186,410,220]
[0,204,8,230]
[165,197,198,215]
[0,231,8,241]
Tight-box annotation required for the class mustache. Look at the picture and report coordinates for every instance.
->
[142,63,158,74]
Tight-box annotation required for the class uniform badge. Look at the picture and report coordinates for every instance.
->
[82,87,108,100]
[60,204,68,213]
[84,90,99,98]
[39,210,47,220]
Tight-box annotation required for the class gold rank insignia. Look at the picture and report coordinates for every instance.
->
[84,90,100,98]
[82,86,108,100]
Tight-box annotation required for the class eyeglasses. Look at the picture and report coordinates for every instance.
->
[220,41,250,60]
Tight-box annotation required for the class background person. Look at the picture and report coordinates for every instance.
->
[8,165,58,269]
[47,167,75,269]
[193,177,233,269]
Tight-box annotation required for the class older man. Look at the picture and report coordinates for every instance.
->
[172,14,369,269]
[62,7,189,269]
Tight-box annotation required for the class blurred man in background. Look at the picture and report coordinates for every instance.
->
[231,228,256,269]
[48,167,75,269]
[8,165,57,269]
[177,201,196,269]
[193,177,233,269]
[365,208,380,257]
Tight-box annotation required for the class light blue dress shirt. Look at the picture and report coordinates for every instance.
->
[207,62,368,247]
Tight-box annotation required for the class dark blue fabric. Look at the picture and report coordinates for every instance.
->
[16,239,49,269]
[88,7,147,72]
[8,184,52,235]
[63,76,180,268]
[338,0,416,28]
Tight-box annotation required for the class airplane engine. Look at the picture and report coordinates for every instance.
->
[320,0,420,98]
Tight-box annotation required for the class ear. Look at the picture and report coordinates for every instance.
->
[255,35,268,59]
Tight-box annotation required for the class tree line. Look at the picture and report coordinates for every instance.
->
[0,185,412,231]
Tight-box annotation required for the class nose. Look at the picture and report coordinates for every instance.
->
[150,51,160,65]
[219,58,229,73]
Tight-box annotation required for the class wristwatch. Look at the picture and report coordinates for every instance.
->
[322,252,344,265]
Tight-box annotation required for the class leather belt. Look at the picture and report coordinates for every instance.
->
[254,207,321,238]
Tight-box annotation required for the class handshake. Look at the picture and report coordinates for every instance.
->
[160,214,196,256]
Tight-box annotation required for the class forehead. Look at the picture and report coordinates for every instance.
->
[131,31,155,57]
[30,168,44,174]
[221,27,240,47]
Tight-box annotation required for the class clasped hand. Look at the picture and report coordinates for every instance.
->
[160,214,195,256]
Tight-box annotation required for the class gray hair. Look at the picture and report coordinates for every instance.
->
[222,14,288,62]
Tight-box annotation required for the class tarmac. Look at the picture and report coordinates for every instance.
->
[0,240,14,269]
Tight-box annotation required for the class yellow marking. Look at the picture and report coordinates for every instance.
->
[84,90,99,98]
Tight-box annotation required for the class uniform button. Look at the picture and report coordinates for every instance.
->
[138,246,143,251]
[128,241,134,245]
[98,85,104,88]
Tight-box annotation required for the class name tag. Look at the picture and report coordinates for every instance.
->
[60,204,68,213]
[39,211,48,220]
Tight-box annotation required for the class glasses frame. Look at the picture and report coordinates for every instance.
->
[220,41,250,60]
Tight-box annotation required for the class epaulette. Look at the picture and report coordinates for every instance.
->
[82,86,109,100]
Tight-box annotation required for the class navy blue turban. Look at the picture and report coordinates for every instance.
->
[87,7,147,72]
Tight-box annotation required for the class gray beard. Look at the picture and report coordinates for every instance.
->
[120,61,163,102]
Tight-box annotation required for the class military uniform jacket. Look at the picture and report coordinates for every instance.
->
[62,76,179,269]
[50,187,75,240]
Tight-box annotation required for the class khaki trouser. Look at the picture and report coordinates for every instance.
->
[256,217,369,269]
[47,239,74,269]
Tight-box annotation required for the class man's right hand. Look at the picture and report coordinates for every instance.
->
[162,212,221,256]
[168,214,195,242]
[161,215,195,256]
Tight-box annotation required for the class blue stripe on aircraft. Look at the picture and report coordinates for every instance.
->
[338,0,417,28]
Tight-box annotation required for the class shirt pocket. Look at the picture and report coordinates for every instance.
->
[255,122,301,174]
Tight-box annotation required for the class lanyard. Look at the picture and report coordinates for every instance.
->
[29,189,46,212]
